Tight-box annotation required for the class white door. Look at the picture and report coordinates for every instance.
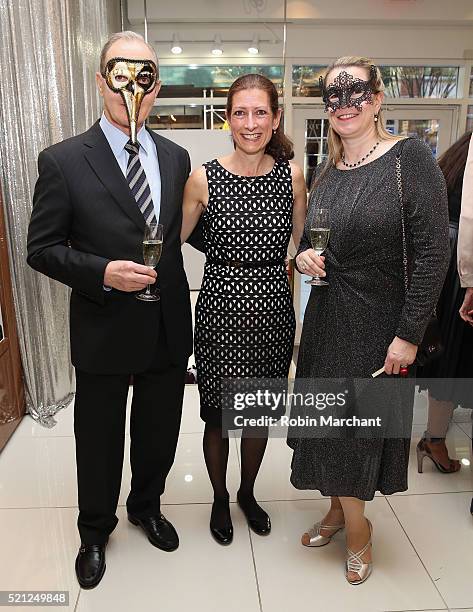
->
[292,104,458,342]
[384,105,456,157]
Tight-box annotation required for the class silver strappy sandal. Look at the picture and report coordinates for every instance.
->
[345,519,373,585]
[301,521,345,547]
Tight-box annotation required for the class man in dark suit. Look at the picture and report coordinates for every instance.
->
[27,31,193,589]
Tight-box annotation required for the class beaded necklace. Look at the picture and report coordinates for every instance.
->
[341,141,380,168]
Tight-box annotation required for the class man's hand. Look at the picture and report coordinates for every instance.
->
[104,261,157,292]
[296,249,326,277]
[384,336,418,375]
[460,287,473,325]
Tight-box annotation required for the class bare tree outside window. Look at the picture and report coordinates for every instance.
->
[381,66,459,99]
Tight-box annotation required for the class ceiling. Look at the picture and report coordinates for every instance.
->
[124,0,473,62]
[126,0,473,25]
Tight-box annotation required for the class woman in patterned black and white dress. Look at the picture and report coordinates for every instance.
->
[181,74,306,545]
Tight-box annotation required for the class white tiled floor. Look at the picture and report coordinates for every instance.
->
[1,382,472,610]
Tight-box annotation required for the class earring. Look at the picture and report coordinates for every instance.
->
[374,113,379,123]
[272,129,276,134]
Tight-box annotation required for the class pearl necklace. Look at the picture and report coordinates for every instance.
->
[341,141,380,168]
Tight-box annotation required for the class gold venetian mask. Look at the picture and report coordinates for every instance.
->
[102,56,158,143]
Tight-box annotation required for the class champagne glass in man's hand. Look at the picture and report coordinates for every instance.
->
[306,208,330,286]
[136,222,163,302]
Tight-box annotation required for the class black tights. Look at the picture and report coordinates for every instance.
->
[203,424,268,527]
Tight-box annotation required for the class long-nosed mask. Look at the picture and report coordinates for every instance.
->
[102,57,158,143]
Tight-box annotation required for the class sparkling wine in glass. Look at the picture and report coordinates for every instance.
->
[305,209,330,286]
[136,222,163,302]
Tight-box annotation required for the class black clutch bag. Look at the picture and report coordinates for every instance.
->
[395,149,443,366]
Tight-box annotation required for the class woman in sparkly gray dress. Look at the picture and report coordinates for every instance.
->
[288,56,449,585]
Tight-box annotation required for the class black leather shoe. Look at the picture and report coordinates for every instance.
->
[128,513,179,551]
[210,523,234,545]
[210,499,233,545]
[75,544,106,589]
[237,492,271,536]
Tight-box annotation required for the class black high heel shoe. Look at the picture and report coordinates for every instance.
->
[416,437,461,474]
[210,498,233,545]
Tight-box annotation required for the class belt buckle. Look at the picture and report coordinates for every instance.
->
[228,260,243,268]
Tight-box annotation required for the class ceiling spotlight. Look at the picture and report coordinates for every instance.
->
[211,35,223,56]
[171,33,182,55]
[248,34,259,55]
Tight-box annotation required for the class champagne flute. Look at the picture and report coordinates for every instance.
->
[305,208,330,286]
[136,222,163,302]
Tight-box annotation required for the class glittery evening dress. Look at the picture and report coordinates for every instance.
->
[288,138,450,499]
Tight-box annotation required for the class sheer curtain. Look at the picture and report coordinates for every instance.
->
[0,0,111,425]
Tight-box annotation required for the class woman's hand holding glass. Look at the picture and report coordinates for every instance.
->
[296,250,326,278]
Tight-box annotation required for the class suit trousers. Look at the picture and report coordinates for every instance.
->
[73,320,187,544]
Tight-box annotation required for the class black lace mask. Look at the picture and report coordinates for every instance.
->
[320,65,377,112]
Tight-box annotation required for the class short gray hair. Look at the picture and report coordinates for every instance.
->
[99,31,159,75]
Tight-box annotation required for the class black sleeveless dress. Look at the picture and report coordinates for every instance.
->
[195,158,296,426]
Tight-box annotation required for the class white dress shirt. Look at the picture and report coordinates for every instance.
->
[99,113,161,222]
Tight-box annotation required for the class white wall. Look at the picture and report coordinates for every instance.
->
[128,0,473,64]
[286,23,473,61]
[286,0,473,23]
[128,0,473,24]
[144,24,285,61]
[159,129,234,289]
[128,0,285,22]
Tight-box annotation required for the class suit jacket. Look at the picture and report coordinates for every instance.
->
[458,133,473,288]
[27,120,193,374]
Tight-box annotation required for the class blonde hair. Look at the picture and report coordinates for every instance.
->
[316,56,399,185]
[99,31,159,76]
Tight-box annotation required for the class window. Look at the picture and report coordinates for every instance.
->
[148,104,227,130]
[303,119,329,188]
[292,65,460,99]
[380,66,459,99]
[292,65,325,97]
[158,65,284,98]
[386,119,439,156]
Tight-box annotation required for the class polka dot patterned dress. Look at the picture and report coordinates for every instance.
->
[195,158,296,426]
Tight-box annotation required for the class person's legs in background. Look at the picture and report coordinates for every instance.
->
[417,394,460,473]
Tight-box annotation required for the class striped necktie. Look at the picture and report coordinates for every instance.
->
[124,140,157,225]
